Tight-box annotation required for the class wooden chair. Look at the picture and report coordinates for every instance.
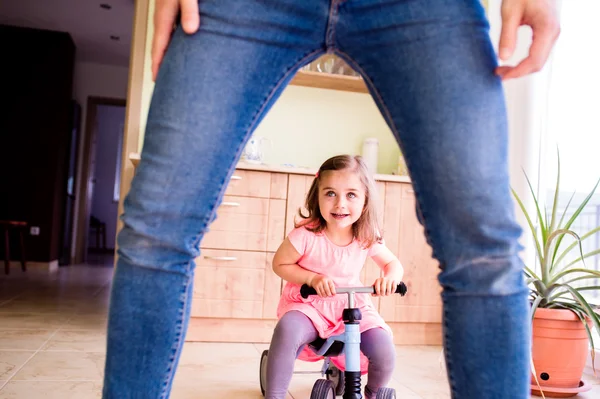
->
[89,215,107,252]
[0,220,27,275]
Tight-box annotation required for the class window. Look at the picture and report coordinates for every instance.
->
[543,1,600,345]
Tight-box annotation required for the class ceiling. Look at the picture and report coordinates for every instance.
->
[0,0,135,67]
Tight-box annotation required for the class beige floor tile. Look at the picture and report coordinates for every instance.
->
[171,381,265,399]
[0,351,34,380]
[0,381,102,399]
[0,299,81,313]
[173,343,293,398]
[175,342,260,383]
[11,351,105,381]
[393,346,450,398]
[0,312,70,329]
[41,330,106,352]
[0,330,54,351]
[384,377,425,398]
[64,314,108,331]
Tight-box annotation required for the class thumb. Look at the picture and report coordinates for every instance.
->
[499,7,523,61]
[180,0,200,34]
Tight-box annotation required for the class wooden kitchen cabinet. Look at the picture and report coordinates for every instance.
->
[187,170,286,342]
[379,183,443,344]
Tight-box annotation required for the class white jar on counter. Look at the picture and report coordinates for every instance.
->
[361,138,379,174]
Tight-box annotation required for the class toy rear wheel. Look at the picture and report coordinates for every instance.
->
[259,349,268,396]
[310,379,336,399]
[375,387,396,399]
[325,363,345,396]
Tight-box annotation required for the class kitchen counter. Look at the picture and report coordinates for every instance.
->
[129,153,411,183]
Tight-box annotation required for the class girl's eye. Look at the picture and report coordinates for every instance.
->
[347,192,357,199]
[326,191,336,197]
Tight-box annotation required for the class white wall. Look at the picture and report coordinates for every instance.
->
[71,61,129,258]
[73,62,129,122]
[89,105,126,250]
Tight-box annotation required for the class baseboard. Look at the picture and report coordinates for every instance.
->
[4,260,58,274]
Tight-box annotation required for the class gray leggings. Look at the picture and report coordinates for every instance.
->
[265,310,396,399]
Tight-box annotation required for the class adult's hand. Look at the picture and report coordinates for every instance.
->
[151,0,200,81]
[495,0,560,80]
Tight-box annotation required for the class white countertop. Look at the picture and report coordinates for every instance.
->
[129,153,411,184]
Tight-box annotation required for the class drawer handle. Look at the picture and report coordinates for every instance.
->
[230,175,242,180]
[204,256,237,261]
[222,201,240,207]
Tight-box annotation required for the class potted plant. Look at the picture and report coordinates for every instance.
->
[512,153,600,398]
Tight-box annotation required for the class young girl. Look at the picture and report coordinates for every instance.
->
[266,155,404,399]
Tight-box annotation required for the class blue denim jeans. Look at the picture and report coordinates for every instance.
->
[102,1,530,398]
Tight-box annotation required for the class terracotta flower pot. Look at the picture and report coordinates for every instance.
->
[531,307,592,397]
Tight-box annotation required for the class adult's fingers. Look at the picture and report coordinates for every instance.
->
[498,2,523,61]
[498,21,559,80]
[151,0,179,81]
[180,0,200,34]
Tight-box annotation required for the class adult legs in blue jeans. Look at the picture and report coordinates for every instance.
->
[102,1,529,398]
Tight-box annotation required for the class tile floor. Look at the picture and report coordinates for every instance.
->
[0,255,598,398]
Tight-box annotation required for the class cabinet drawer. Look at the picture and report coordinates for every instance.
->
[191,250,281,319]
[227,170,271,198]
[201,195,269,251]
[201,196,285,252]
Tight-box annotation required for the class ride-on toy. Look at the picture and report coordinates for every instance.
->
[259,282,408,399]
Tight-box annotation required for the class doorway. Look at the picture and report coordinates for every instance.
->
[74,97,126,265]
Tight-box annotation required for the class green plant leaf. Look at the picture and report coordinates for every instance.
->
[525,266,541,283]
[554,226,600,268]
[548,147,561,234]
[512,188,544,274]
[563,248,600,269]
[544,229,580,283]
[533,280,547,297]
[556,191,576,230]
[525,171,548,247]
[552,178,600,270]
[550,190,577,272]
[563,269,600,286]
[559,285,600,343]
[544,283,564,299]
[574,286,600,292]
[549,268,600,286]
[526,277,538,287]
[531,294,545,321]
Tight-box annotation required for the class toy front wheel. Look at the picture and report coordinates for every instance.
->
[259,350,268,396]
[310,379,336,399]
[325,363,345,396]
[375,387,396,399]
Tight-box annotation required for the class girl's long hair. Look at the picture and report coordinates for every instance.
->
[295,155,382,248]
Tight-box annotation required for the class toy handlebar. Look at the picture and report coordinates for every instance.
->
[300,282,407,299]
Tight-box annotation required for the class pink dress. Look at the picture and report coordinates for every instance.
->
[276,226,393,374]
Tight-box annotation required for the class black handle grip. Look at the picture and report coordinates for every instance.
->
[396,281,408,296]
[300,282,408,299]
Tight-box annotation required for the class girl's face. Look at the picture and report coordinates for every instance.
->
[318,169,366,233]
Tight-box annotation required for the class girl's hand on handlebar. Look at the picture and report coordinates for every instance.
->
[309,274,336,298]
[373,277,397,297]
